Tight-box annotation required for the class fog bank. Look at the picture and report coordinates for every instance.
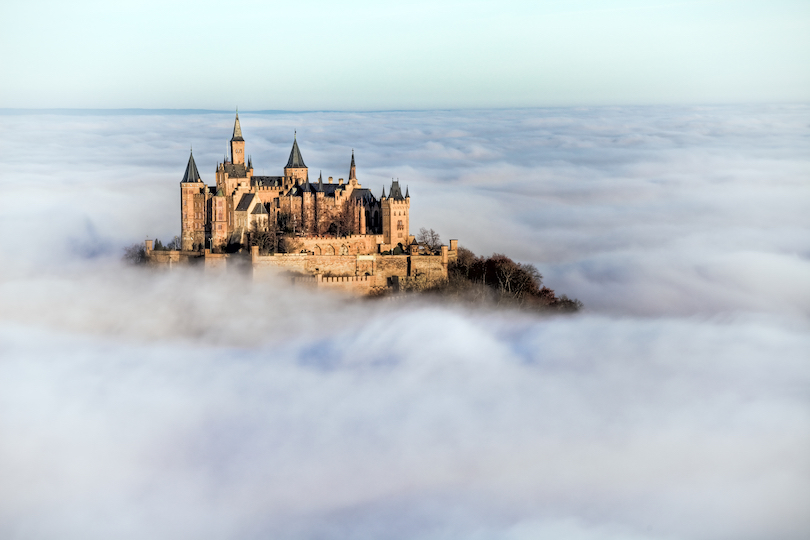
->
[0,105,808,539]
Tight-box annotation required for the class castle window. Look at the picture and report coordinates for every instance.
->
[397,220,404,230]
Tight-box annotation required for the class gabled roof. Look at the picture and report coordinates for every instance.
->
[231,113,244,142]
[181,151,202,183]
[286,135,306,168]
[235,193,255,212]
[251,203,268,214]
[389,180,405,201]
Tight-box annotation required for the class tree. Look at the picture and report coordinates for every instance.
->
[417,227,442,252]
[326,201,355,237]
[248,219,275,255]
[277,210,303,236]
[122,243,146,265]
[167,236,181,250]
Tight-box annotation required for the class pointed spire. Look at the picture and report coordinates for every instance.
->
[181,150,201,183]
[381,185,386,198]
[286,135,306,168]
[318,170,323,183]
[349,149,356,180]
[405,185,410,198]
[231,110,244,142]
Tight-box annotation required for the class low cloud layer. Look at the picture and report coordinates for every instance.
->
[0,106,808,539]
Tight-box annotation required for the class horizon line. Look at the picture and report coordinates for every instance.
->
[2,102,808,116]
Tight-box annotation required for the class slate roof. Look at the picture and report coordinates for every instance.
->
[231,113,244,142]
[286,137,306,168]
[235,193,255,212]
[251,204,268,215]
[389,180,405,201]
[181,151,202,183]
[252,176,283,188]
[350,188,376,204]
[224,163,247,178]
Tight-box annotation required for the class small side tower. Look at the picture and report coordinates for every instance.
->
[381,180,410,248]
[230,112,245,165]
[212,187,228,249]
[180,149,205,251]
[284,132,308,184]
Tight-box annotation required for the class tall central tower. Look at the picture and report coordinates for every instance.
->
[230,112,245,165]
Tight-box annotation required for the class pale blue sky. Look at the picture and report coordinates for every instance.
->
[1,0,808,109]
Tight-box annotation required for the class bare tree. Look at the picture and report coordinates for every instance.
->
[416,227,442,252]
[327,202,355,237]
[167,236,181,250]
[248,219,275,255]
[122,243,146,265]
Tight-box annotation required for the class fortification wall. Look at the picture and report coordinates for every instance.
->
[292,274,382,295]
[295,234,382,256]
[146,249,202,267]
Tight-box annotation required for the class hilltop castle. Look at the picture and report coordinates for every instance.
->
[179,113,411,255]
[149,113,458,294]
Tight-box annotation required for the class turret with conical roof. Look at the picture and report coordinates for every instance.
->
[181,150,202,183]
[230,111,246,165]
[284,132,308,184]
[180,149,205,251]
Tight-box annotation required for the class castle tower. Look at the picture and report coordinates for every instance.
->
[180,149,205,251]
[381,180,410,247]
[230,112,245,165]
[349,149,357,183]
[284,132,308,184]
[212,187,228,249]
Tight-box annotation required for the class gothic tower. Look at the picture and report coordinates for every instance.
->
[349,149,357,184]
[230,112,245,165]
[381,180,410,247]
[284,132,308,184]
[180,150,205,251]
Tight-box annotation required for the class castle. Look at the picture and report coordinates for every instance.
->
[147,113,458,294]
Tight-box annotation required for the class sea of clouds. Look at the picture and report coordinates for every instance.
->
[0,105,808,540]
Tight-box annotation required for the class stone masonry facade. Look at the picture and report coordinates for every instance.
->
[148,113,457,294]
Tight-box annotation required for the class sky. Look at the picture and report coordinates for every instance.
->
[0,105,808,539]
[1,0,809,109]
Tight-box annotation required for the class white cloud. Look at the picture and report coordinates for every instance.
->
[0,105,808,539]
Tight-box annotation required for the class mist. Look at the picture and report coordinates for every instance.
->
[0,105,808,539]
